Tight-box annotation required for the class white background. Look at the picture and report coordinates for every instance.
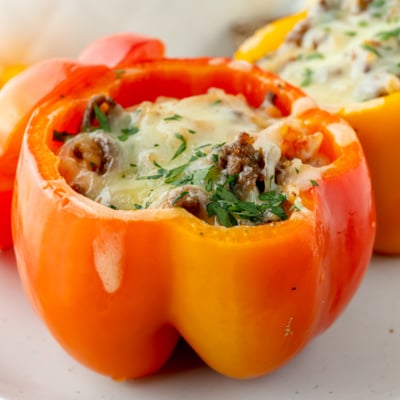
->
[0,0,304,64]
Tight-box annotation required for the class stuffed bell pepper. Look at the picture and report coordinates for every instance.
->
[8,34,375,379]
[236,0,400,254]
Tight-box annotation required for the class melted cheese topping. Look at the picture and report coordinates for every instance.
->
[260,0,400,107]
[57,89,332,226]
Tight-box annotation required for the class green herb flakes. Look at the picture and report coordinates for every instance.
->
[304,52,325,61]
[171,133,187,160]
[301,67,314,87]
[118,126,139,141]
[94,104,111,132]
[361,43,382,57]
[164,114,183,122]
[172,191,189,206]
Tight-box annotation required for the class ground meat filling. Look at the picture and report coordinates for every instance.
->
[217,132,265,200]
[158,186,210,222]
[56,90,325,227]
[71,135,115,174]
[58,133,119,194]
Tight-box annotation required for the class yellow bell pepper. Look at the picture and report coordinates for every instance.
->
[234,11,307,63]
[0,64,25,88]
[235,9,400,255]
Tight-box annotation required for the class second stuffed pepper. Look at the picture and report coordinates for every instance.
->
[236,0,400,254]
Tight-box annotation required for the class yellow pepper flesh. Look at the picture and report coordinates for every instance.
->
[0,65,25,88]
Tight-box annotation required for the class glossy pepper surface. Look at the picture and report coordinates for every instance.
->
[0,34,165,250]
[11,35,375,379]
[235,11,400,254]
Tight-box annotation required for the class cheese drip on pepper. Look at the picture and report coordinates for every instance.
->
[56,89,329,227]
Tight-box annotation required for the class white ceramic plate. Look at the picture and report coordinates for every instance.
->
[1,249,400,400]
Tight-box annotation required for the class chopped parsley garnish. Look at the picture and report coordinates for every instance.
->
[376,27,400,42]
[165,163,190,184]
[137,162,166,180]
[164,114,183,121]
[301,67,314,87]
[207,185,288,227]
[118,126,139,141]
[304,52,325,61]
[171,133,187,160]
[172,191,189,206]
[193,149,207,158]
[310,179,319,187]
[52,130,75,143]
[370,0,386,17]
[211,153,219,163]
[206,177,288,228]
[135,144,218,186]
[194,143,212,150]
[93,104,111,132]
[210,99,223,106]
[361,43,382,57]
[258,191,288,220]
[371,0,386,8]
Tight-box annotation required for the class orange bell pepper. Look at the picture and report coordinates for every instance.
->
[235,10,400,255]
[0,34,165,250]
[12,42,375,379]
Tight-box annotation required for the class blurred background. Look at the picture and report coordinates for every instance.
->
[0,0,305,65]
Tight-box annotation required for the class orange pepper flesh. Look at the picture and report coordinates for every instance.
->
[13,57,375,379]
[235,12,400,255]
[0,34,165,250]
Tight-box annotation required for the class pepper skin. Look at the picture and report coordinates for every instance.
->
[234,11,307,64]
[0,34,164,250]
[235,11,400,255]
[12,53,375,379]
